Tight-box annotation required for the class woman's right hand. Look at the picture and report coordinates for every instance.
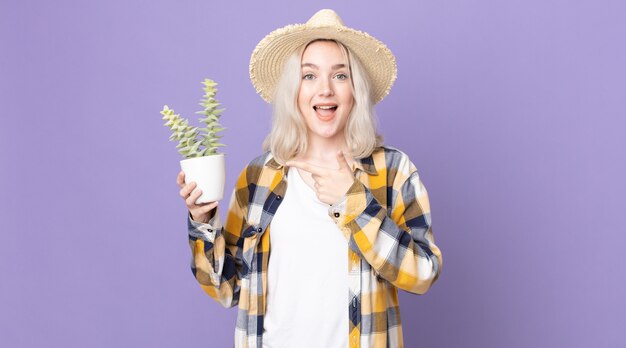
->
[177,170,218,224]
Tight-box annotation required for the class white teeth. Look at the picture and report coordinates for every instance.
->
[315,105,337,110]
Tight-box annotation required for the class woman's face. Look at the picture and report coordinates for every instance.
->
[297,40,354,143]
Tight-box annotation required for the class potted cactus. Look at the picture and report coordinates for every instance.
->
[161,78,226,204]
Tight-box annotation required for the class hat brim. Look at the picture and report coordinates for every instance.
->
[249,23,397,104]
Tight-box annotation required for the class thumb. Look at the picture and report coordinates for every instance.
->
[336,150,351,171]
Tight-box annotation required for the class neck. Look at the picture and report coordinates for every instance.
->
[301,134,350,165]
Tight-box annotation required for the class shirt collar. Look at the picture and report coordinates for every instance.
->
[266,153,379,176]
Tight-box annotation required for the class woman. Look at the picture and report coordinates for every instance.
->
[176,9,442,348]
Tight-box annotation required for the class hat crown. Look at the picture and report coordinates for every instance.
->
[249,9,397,104]
[306,9,345,28]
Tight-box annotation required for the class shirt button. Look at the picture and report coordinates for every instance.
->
[334,212,340,218]
[276,195,281,200]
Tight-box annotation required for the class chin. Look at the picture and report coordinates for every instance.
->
[311,128,342,139]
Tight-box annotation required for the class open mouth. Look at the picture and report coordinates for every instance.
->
[313,105,338,112]
[313,105,338,120]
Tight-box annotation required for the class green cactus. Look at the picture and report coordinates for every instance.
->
[161,78,226,158]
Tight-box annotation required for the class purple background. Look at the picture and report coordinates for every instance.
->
[2,1,625,347]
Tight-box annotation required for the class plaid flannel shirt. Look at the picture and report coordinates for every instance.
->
[187,146,442,348]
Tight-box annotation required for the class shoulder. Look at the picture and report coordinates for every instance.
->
[370,145,420,179]
[235,151,273,182]
[235,151,283,187]
[247,151,274,171]
[374,147,430,200]
[232,152,277,208]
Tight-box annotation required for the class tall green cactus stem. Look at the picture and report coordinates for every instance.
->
[161,78,226,158]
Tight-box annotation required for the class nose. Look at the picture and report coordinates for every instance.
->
[318,77,334,97]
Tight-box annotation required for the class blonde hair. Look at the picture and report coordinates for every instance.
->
[263,39,383,164]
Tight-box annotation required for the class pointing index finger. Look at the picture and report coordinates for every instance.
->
[336,151,351,170]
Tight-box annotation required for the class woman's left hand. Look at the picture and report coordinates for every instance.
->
[286,151,355,206]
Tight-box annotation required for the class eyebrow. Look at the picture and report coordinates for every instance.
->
[301,63,347,70]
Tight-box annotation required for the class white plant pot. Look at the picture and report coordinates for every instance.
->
[180,154,225,204]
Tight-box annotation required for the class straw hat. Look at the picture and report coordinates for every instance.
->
[249,9,397,104]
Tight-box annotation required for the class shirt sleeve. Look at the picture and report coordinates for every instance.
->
[188,182,247,308]
[330,159,442,295]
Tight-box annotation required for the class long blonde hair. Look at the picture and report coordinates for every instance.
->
[263,39,383,164]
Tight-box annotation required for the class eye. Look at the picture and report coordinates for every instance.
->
[302,73,315,80]
[335,73,349,80]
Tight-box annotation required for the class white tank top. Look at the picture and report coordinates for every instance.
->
[262,167,349,348]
